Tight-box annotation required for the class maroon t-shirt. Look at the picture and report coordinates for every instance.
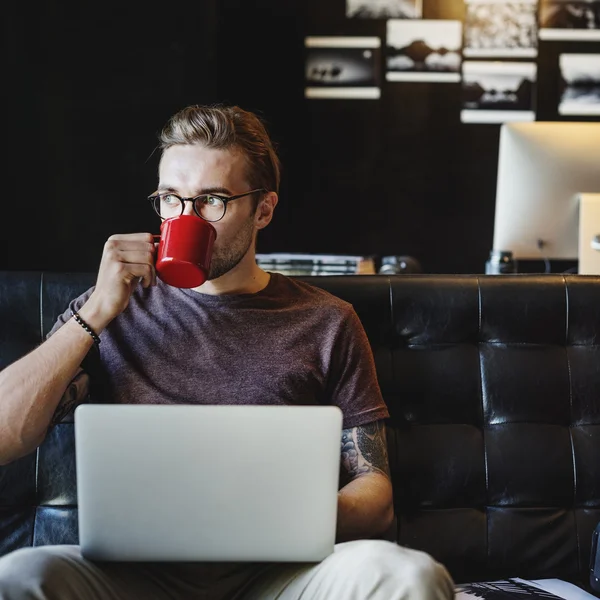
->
[50,273,389,429]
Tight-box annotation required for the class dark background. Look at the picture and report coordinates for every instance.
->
[3,0,599,274]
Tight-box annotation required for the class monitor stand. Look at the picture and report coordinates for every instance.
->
[578,193,600,275]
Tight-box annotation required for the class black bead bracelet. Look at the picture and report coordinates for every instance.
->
[71,310,101,346]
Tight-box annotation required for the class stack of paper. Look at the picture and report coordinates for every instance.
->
[255,253,376,276]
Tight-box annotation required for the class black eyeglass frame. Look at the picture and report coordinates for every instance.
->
[148,188,267,222]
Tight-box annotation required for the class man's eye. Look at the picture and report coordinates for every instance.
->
[206,196,221,207]
[162,194,179,206]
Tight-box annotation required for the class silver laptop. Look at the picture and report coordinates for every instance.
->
[74,404,342,562]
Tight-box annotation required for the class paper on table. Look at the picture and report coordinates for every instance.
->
[456,578,597,600]
[515,579,597,600]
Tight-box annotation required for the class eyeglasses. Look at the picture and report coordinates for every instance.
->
[148,188,267,222]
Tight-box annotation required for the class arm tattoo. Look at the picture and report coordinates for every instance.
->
[50,369,90,427]
[340,420,391,484]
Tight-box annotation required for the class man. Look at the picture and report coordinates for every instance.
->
[0,104,454,599]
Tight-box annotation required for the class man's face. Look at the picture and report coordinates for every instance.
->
[158,144,258,281]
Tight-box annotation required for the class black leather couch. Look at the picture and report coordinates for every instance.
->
[1,271,600,589]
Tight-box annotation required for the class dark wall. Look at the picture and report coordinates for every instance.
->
[4,0,220,273]
[4,1,599,274]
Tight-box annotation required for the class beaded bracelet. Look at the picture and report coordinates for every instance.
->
[71,310,101,346]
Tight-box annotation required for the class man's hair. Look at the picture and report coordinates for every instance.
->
[158,104,281,197]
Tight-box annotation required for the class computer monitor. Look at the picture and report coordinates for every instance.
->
[492,122,600,274]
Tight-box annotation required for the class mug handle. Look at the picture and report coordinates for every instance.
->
[152,235,161,266]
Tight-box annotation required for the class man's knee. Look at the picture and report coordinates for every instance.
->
[391,546,454,600]
[334,539,431,570]
[0,546,78,599]
[333,540,454,600]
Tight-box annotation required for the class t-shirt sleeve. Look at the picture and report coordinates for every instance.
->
[326,305,390,429]
[46,287,95,339]
[46,287,102,379]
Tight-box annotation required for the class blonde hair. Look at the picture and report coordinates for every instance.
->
[159,104,281,194]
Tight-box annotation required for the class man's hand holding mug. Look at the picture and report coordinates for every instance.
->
[78,215,217,333]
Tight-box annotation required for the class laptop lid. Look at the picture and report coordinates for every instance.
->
[74,404,342,562]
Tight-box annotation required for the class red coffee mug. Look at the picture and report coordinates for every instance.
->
[154,215,217,288]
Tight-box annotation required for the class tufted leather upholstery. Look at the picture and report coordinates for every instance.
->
[1,271,599,586]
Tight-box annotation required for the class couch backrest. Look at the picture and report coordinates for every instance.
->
[1,272,599,585]
[0,272,96,554]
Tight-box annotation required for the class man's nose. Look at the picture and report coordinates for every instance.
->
[181,199,196,216]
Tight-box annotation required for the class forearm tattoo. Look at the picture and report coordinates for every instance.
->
[50,369,90,427]
[340,421,391,484]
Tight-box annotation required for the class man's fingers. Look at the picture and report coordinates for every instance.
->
[106,233,155,243]
[100,237,157,289]
[123,264,155,289]
[114,249,156,266]
[105,240,155,255]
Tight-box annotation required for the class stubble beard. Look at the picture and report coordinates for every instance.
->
[207,214,256,281]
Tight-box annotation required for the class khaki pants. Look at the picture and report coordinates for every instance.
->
[0,540,454,600]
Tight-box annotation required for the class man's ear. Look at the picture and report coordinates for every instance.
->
[255,192,279,230]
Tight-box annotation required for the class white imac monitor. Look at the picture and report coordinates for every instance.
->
[492,122,600,274]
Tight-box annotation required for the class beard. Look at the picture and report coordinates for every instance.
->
[207,213,255,281]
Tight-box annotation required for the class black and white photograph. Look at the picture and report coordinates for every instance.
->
[559,53,600,115]
[386,19,463,82]
[304,37,381,99]
[539,0,600,40]
[464,0,538,58]
[346,0,422,19]
[461,61,537,123]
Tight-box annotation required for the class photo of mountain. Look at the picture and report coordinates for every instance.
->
[539,0,600,40]
[386,20,463,82]
[304,37,381,99]
[464,0,538,58]
[559,53,600,115]
[461,61,537,123]
[346,0,422,19]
